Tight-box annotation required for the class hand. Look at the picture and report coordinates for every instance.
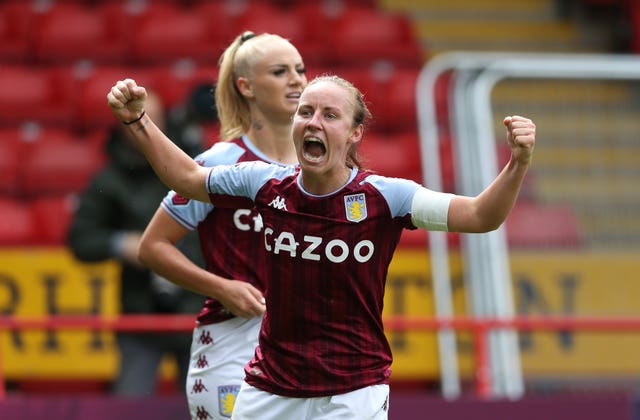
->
[217,280,266,319]
[106,78,147,124]
[503,115,535,165]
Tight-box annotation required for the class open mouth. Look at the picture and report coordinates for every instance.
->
[286,92,301,101]
[302,137,326,162]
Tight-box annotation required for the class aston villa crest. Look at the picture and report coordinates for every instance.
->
[218,385,240,418]
[344,193,367,223]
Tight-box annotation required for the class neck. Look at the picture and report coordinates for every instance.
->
[301,166,352,196]
[246,122,297,164]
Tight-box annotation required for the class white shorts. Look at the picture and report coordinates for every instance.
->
[231,382,390,420]
[186,316,262,420]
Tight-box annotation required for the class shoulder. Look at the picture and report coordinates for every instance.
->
[362,173,421,194]
[217,160,294,179]
[195,140,248,167]
[360,173,422,217]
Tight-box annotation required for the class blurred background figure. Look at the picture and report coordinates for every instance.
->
[66,87,208,396]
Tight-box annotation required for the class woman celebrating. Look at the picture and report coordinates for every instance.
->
[108,74,534,419]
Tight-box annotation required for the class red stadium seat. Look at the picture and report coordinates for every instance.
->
[0,197,37,245]
[194,1,252,51]
[336,66,418,132]
[150,63,217,109]
[331,7,423,68]
[0,66,75,126]
[73,65,157,130]
[236,3,330,67]
[0,2,32,63]
[31,3,128,64]
[506,201,582,248]
[438,134,456,193]
[0,128,29,195]
[30,194,78,245]
[382,68,419,130]
[275,0,376,7]
[358,131,422,182]
[21,128,107,196]
[130,5,216,65]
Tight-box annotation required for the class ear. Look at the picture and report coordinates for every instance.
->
[236,77,254,98]
[347,124,364,145]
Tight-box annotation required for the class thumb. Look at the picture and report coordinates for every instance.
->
[503,115,512,127]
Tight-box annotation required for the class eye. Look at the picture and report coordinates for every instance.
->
[273,68,286,76]
[297,67,307,75]
[298,108,312,117]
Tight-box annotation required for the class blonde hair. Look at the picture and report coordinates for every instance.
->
[307,75,372,169]
[215,31,297,141]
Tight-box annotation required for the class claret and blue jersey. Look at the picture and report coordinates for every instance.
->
[206,159,423,397]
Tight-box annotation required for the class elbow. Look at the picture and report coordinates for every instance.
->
[474,215,505,233]
[457,215,503,234]
[482,221,502,233]
[137,236,153,268]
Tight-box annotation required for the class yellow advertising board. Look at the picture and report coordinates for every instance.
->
[1,247,640,381]
[0,248,119,379]
[511,250,640,375]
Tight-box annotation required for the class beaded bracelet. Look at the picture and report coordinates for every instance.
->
[122,110,146,125]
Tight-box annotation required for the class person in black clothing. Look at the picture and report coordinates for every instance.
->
[67,88,207,395]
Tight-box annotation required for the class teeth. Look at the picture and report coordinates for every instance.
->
[302,136,326,162]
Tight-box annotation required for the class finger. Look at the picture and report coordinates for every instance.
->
[107,87,128,108]
[116,80,132,101]
[106,92,124,109]
[110,83,130,103]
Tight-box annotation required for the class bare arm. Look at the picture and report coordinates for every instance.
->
[448,115,535,233]
[106,79,210,203]
[139,207,266,318]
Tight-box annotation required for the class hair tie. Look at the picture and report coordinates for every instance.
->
[122,110,146,125]
[240,32,256,43]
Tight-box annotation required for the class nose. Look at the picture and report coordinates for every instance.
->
[290,70,307,87]
[306,110,322,128]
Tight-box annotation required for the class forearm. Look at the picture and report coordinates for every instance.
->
[139,237,228,299]
[468,157,529,231]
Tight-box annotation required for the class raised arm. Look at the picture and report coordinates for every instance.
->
[107,79,210,203]
[447,115,535,233]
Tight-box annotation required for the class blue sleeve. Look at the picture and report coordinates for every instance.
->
[159,142,246,229]
[363,174,422,217]
[161,192,213,230]
[206,161,293,200]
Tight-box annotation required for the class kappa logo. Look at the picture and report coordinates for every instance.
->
[268,195,288,211]
[198,330,213,345]
[191,379,209,394]
[171,193,189,206]
[344,193,367,222]
[218,385,240,418]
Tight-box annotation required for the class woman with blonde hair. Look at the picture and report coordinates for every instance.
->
[137,31,307,419]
